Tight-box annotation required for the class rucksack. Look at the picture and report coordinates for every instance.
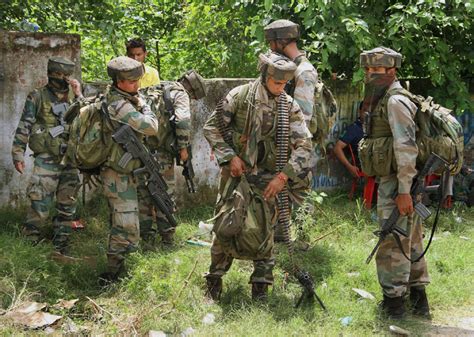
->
[63,94,114,172]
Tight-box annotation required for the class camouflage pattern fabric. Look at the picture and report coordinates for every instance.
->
[376,174,430,297]
[100,168,140,274]
[293,54,318,127]
[264,19,300,41]
[138,82,191,243]
[360,46,402,68]
[12,85,81,250]
[102,87,158,273]
[23,153,80,249]
[372,81,429,297]
[203,79,312,284]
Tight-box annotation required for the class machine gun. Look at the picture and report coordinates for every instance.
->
[113,124,177,227]
[366,153,448,264]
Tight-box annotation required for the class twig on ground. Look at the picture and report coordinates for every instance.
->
[310,225,343,244]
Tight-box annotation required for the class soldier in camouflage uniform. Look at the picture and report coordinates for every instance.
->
[359,47,430,319]
[99,56,158,282]
[12,57,84,253]
[138,70,206,246]
[203,52,313,301]
[264,19,318,130]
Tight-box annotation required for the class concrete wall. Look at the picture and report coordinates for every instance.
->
[0,31,81,206]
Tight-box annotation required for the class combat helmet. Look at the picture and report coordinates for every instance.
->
[47,57,75,75]
[360,47,402,68]
[264,19,300,41]
[258,52,297,82]
[107,56,144,81]
[179,69,207,99]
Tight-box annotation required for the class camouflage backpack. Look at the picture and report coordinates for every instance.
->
[62,93,114,172]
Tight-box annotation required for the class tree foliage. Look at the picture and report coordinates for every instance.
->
[0,0,472,112]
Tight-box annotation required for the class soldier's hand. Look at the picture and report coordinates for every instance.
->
[14,160,25,174]
[395,193,413,216]
[263,173,288,200]
[229,156,246,177]
[179,148,189,163]
[67,78,83,98]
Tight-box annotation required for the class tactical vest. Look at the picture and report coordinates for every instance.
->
[29,86,74,158]
[143,82,186,153]
[104,90,144,174]
[230,83,285,173]
[359,86,464,176]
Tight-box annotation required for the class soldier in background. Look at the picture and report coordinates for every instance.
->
[359,47,430,319]
[264,19,318,131]
[126,37,160,88]
[12,57,83,254]
[138,70,206,247]
[203,52,313,301]
[99,56,158,282]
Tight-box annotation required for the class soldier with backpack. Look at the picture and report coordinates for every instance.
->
[12,57,84,254]
[98,56,159,282]
[358,47,446,319]
[138,70,206,247]
[203,52,313,301]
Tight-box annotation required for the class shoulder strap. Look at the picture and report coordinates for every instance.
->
[162,84,175,117]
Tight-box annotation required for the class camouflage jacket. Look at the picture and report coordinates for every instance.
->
[140,82,191,153]
[12,85,81,162]
[292,54,318,127]
[203,79,312,181]
[381,81,418,193]
[104,86,159,172]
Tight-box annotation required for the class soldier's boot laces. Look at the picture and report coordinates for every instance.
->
[410,286,431,318]
[251,283,269,301]
[205,277,222,301]
[380,295,405,320]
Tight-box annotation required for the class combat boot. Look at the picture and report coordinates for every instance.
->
[205,277,222,301]
[160,230,175,247]
[410,286,431,318]
[251,283,269,301]
[380,295,405,319]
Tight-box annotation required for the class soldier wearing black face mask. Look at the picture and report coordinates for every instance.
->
[12,56,84,254]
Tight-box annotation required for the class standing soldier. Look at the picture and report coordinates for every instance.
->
[203,52,313,301]
[359,47,430,319]
[12,57,83,254]
[138,70,206,247]
[99,56,158,282]
[264,19,318,130]
[126,38,160,88]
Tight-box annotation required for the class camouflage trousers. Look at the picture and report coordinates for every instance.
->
[206,167,276,284]
[101,167,140,274]
[206,236,276,284]
[24,153,80,250]
[375,174,430,298]
[137,150,176,243]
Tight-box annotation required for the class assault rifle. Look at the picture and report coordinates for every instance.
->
[112,124,177,227]
[164,85,196,193]
[366,153,447,264]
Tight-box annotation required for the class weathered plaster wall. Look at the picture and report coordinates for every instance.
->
[0,31,81,206]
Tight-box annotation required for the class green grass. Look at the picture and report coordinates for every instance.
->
[0,192,473,336]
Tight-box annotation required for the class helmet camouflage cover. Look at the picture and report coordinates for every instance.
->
[47,57,75,75]
[180,69,206,99]
[264,19,300,41]
[360,46,402,68]
[107,56,144,81]
[258,52,296,82]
